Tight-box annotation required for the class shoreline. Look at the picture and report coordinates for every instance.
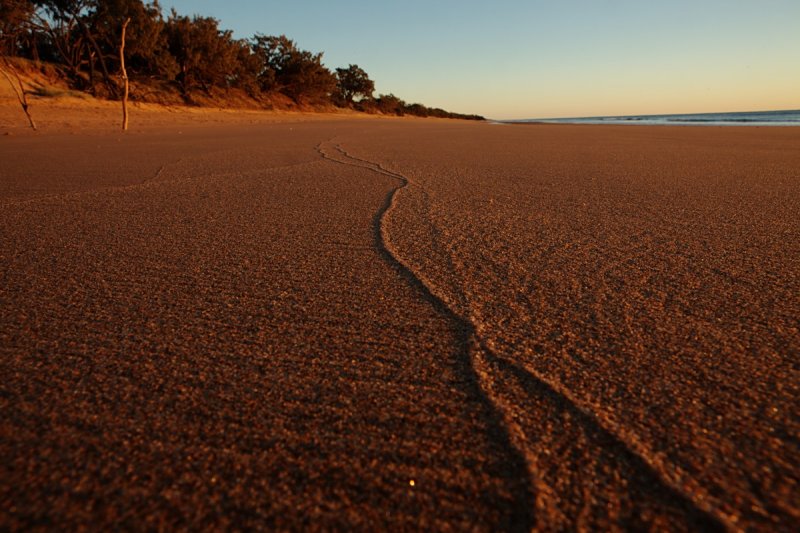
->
[502,109,800,127]
[506,120,800,127]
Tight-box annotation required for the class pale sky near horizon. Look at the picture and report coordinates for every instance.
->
[165,0,800,120]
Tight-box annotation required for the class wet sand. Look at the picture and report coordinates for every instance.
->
[1,118,798,530]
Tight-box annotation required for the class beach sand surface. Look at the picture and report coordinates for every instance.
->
[1,111,798,530]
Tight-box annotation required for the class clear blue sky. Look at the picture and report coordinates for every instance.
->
[165,0,800,119]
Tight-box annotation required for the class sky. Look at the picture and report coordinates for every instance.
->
[164,0,800,120]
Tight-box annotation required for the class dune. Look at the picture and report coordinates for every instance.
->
[1,110,797,530]
[0,72,381,136]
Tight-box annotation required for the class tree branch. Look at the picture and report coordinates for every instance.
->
[1,57,37,130]
[120,18,131,131]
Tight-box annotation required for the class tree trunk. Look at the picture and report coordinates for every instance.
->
[120,18,131,131]
[88,50,96,93]
[76,17,116,98]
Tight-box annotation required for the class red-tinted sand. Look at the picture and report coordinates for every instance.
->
[1,117,798,530]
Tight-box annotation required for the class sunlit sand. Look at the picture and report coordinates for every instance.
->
[1,98,798,529]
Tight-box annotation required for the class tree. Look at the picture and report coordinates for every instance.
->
[0,0,34,55]
[88,0,177,81]
[227,38,260,95]
[335,63,373,106]
[373,93,405,115]
[165,12,237,94]
[404,102,429,117]
[251,34,335,104]
[33,0,121,95]
[0,2,485,119]
[28,0,91,82]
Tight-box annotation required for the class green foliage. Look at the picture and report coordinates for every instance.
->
[227,38,260,95]
[335,63,374,105]
[371,93,406,115]
[29,0,93,79]
[89,0,177,80]
[251,34,335,103]
[404,103,428,117]
[0,0,34,55]
[166,12,238,94]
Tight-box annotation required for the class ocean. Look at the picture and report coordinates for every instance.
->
[514,109,800,126]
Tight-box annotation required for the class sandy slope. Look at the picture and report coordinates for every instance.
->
[1,115,798,530]
[0,81,377,136]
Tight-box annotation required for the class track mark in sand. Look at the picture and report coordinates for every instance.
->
[475,342,731,531]
[144,157,183,185]
[316,140,536,530]
[0,157,322,207]
[0,157,187,207]
[317,140,732,531]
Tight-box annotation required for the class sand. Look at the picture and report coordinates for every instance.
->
[1,103,798,530]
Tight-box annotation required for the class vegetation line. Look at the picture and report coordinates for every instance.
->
[1,1,483,120]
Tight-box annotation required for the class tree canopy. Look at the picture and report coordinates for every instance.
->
[251,34,336,103]
[335,64,373,105]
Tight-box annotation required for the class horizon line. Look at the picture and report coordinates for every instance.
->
[502,107,800,122]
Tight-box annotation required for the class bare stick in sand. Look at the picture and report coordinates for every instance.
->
[120,18,131,131]
[1,57,37,131]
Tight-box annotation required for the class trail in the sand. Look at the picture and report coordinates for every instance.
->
[319,139,539,528]
[326,137,728,531]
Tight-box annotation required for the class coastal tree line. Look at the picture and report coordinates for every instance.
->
[0,0,483,120]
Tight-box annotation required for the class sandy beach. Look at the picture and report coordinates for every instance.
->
[1,102,798,530]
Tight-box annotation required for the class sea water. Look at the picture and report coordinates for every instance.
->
[516,109,800,126]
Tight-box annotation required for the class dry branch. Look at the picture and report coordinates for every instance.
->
[120,18,131,131]
[1,57,37,131]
